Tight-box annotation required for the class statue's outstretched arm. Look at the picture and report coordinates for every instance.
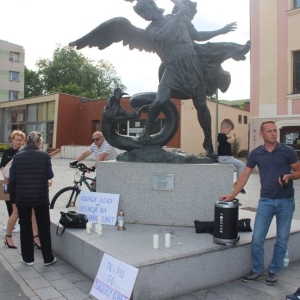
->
[189,22,237,42]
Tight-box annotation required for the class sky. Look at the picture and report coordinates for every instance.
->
[1,0,250,100]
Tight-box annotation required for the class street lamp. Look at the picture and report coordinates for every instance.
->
[215,89,219,155]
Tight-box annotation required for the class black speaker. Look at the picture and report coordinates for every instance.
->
[213,199,241,246]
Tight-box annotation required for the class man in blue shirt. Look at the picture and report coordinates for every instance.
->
[220,121,300,286]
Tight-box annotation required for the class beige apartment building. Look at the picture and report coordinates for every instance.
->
[250,0,300,154]
[0,40,25,103]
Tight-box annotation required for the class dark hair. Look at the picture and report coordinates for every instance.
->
[221,118,234,130]
[260,121,275,132]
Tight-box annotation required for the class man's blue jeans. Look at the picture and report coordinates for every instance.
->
[251,197,295,274]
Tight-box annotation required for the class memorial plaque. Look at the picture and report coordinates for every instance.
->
[151,174,174,191]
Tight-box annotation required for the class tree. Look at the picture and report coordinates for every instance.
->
[33,45,126,99]
[24,66,44,98]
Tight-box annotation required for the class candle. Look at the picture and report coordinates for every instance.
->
[165,233,171,248]
[98,216,102,226]
[86,222,92,234]
[118,215,124,227]
[97,226,103,236]
[153,234,159,249]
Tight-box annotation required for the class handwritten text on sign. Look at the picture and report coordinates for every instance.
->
[77,191,119,225]
[90,253,138,300]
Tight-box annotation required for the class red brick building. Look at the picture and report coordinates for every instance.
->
[0,93,181,149]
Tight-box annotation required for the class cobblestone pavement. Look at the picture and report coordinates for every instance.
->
[0,158,300,299]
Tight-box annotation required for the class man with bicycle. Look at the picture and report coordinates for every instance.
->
[70,131,119,189]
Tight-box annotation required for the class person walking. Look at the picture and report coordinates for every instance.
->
[220,121,300,285]
[9,131,56,265]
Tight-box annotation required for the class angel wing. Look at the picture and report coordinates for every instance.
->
[69,17,155,53]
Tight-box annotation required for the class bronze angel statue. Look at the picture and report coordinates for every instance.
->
[69,0,250,161]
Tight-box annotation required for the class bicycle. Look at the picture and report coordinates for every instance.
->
[49,163,95,210]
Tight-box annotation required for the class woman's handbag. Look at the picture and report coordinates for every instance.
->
[56,211,88,236]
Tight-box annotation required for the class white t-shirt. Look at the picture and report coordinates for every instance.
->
[88,140,119,161]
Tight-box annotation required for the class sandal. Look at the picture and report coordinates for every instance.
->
[4,234,17,249]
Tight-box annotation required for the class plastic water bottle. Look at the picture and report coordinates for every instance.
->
[283,246,290,268]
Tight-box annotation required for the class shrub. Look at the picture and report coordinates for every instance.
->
[232,134,241,158]
[0,144,11,152]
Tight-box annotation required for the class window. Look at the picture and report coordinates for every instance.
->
[1,106,25,142]
[47,102,55,120]
[11,107,19,123]
[25,102,54,145]
[9,90,19,100]
[295,0,300,9]
[238,115,242,124]
[2,108,11,124]
[9,52,20,62]
[243,116,248,124]
[294,51,300,94]
[18,105,26,122]
[9,71,20,81]
[38,103,47,121]
[27,104,37,122]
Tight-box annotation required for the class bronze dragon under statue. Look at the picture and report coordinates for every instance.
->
[102,87,213,163]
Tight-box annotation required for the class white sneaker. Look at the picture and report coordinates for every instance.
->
[13,224,20,233]
[3,225,20,232]
[44,257,57,266]
[21,260,34,266]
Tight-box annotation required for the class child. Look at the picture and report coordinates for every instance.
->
[217,118,246,194]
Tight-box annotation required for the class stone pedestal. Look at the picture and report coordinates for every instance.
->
[50,208,300,300]
[96,162,233,227]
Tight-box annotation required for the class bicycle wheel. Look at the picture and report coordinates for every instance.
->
[50,186,80,210]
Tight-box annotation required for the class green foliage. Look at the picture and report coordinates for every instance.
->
[24,66,44,98]
[34,45,126,99]
[0,144,10,152]
[232,134,241,157]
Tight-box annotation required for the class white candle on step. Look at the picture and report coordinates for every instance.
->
[86,222,92,234]
[97,226,103,236]
[165,233,171,248]
[98,216,102,226]
[153,234,159,249]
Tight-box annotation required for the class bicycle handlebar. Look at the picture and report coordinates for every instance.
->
[69,162,95,173]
